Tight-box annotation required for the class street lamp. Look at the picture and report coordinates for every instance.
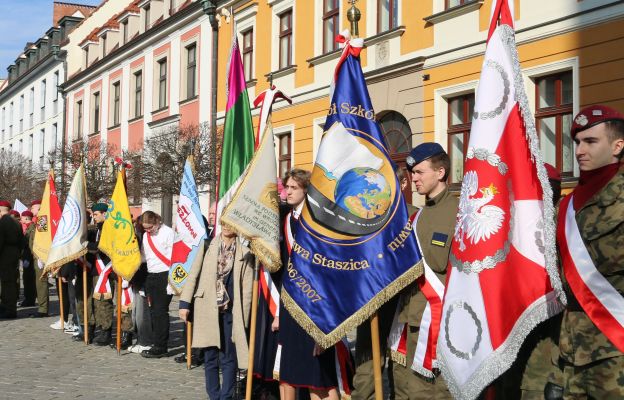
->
[200,0,219,203]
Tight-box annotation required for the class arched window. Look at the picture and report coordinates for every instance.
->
[378,111,412,155]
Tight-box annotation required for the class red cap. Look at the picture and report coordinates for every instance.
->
[0,200,11,208]
[544,163,561,182]
[30,199,41,206]
[571,105,624,138]
[21,210,34,218]
[9,210,20,217]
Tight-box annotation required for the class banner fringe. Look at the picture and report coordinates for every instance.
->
[42,248,88,278]
[282,260,423,349]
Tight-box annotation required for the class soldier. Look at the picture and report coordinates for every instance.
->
[556,105,624,399]
[18,210,37,308]
[26,199,51,318]
[392,143,458,400]
[0,200,25,319]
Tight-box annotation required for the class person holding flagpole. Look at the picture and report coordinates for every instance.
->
[556,105,624,399]
[390,143,457,400]
[0,200,25,319]
[275,168,342,400]
[140,211,175,358]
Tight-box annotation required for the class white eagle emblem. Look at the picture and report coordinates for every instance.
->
[454,171,505,251]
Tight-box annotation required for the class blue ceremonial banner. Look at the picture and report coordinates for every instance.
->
[169,159,207,294]
[282,36,424,348]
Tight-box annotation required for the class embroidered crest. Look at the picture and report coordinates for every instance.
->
[454,171,505,251]
[575,114,588,126]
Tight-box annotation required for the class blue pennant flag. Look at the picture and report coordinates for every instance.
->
[283,38,424,348]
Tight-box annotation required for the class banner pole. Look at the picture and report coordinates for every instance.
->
[245,259,260,400]
[370,313,384,400]
[116,275,122,355]
[58,276,65,331]
[186,321,193,370]
[83,264,89,344]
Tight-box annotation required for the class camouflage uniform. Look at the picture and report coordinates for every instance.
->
[27,223,50,315]
[393,188,458,400]
[558,167,624,399]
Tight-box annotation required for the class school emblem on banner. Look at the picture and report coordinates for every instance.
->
[282,32,423,348]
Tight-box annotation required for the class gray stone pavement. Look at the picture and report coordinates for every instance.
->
[0,288,209,400]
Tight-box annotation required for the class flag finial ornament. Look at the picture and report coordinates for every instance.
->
[347,0,361,37]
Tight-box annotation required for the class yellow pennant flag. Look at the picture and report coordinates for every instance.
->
[44,164,89,275]
[98,170,141,281]
[32,171,62,263]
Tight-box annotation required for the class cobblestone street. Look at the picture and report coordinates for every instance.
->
[0,289,207,400]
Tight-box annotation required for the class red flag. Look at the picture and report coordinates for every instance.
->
[436,1,565,399]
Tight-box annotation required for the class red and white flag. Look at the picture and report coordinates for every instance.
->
[437,1,565,399]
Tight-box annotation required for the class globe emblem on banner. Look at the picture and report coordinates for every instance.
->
[54,196,81,246]
[334,167,392,219]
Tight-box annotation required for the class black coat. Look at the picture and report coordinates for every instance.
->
[0,215,25,279]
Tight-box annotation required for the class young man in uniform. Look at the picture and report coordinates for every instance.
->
[392,143,458,400]
[556,105,624,399]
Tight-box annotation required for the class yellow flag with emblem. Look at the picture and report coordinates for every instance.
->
[98,170,141,281]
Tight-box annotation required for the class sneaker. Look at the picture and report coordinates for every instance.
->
[130,345,151,354]
[64,323,79,335]
[50,319,63,330]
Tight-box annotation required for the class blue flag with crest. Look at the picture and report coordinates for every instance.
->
[282,40,423,348]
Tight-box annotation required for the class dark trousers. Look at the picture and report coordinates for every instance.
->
[0,266,19,316]
[204,312,237,400]
[21,260,37,303]
[145,271,172,349]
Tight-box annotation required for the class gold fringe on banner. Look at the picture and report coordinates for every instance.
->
[282,260,423,350]
[41,248,88,278]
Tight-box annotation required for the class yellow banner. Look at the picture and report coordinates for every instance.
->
[99,170,141,281]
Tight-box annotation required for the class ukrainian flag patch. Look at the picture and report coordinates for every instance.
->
[431,232,448,247]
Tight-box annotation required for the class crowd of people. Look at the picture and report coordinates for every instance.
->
[0,103,623,400]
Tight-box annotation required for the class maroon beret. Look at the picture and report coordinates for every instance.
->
[571,105,624,138]
[544,163,561,182]
[30,200,42,206]
[21,210,34,218]
[0,200,11,208]
[9,210,20,217]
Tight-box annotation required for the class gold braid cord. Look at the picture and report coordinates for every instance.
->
[282,260,423,349]
[41,248,88,278]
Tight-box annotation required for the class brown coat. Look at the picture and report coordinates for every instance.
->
[180,236,254,367]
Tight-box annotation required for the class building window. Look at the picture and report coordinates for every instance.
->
[446,0,474,9]
[158,59,168,109]
[122,20,129,44]
[9,102,13,136]
[41,79,47,121]
[29,87,34,127]
[323,0,340,53]
[134,70,143,117]
[76,100,83,137]
[186,44,197,99]
[279,10,292,69]
[242,29,253,80]
[39,129,46,167]
[19,94,24,132]
[28,133,33,160]
[378,0,398,33]
[535,71,574,176]
[144,5,151,31]
[101,34,107,57]
[112,81,121,126]
[447,93,475,185]
[92,92,100,133]
[277,132,292,178]
[52,123,57,150]
[53,71,59,100]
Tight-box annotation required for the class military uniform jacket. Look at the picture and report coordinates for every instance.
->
[559,167,624,366]
[86,223,110,276]
[0,215,25,280]
[399,187,459,326]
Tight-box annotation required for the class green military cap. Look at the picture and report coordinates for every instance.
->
[92,202,108,212]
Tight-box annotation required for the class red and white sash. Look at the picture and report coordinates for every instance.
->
[147,232,172,267]
[557,194,624,352]
[94,256,113,299]
[387,210,445,377]
[121,280,133,312]
[259,265,280,318]
[334,338,354,398]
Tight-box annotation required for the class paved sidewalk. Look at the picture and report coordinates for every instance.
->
[0,290,207,400]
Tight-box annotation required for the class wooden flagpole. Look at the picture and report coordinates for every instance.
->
[370,312,384,400]
[245,259,260,400]
[116,275,122,355]
[83,264,89,344]
[186,322,192,370]
[58,277,65,331]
